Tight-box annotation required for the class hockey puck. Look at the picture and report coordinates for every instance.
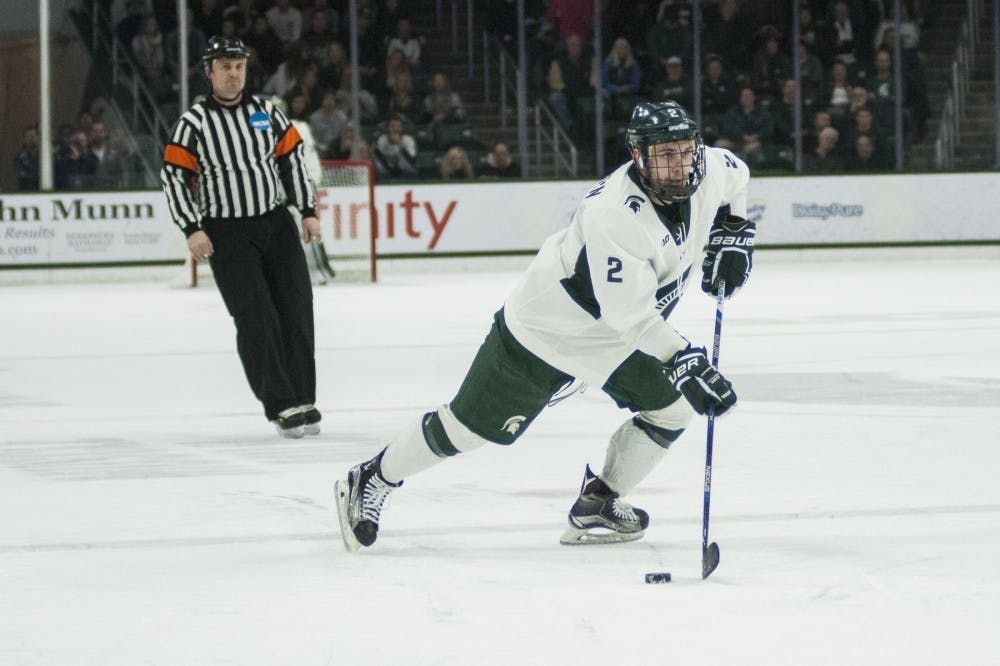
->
[644,572,672,584]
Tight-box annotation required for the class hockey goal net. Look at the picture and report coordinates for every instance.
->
[178,160,377,287]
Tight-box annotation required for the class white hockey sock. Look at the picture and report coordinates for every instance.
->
[379,416,444,484]
[379,405,487,484]
[600,418,670,496]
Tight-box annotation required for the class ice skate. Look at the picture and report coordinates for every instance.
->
[299,405,322,436]
[335,449,402,552]
[560,465,649,545]
[271,407,306,439]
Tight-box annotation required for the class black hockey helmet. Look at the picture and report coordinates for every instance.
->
[202,35,250,65]
[626,101,706,203]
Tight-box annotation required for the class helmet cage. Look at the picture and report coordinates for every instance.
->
[626,102,707,203]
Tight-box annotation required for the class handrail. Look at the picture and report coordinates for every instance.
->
[88,2,171,149]
[483,33,579,178]
[535,103,578,177]
[935,0,985,168]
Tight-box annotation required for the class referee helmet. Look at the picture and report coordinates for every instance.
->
[202,36,250,65]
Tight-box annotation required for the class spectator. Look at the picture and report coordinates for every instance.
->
[824,60,852,118]
[750,26,791,103]
[701,54,739,129]
[845,134,888,171]
[804,126,844,172]
[55,131,98,190]
[244,46,270,94]
[166,9,207,82]
[601,37,641,121]
[720,86,776,154]
[243,15,283,73]
[194,0,224,36]
[479,141,521,179]
[544,0,594,42]
[336,68,379,122]
[866,48,895,113]
[377,0,403,42]
[846,85,872,116]
[88,121,121,189]
[874,2,919,52]
[805,108,833,152]
[341,9,382,91]
[301,9,336,63]
[266,0,302,44]
[384,49,417,121]
[285,91,311,121]
[131,15,165,78]
[310,90,349,156]
[219,17,239,38]
[646,5,692,74]
[547,33,596,137]
[704,0,755,75]
[303,0,340,38]
[329,123,372,161]
[224,0,259,36]
[264,44,308,97]
[317,41,347,91]
[110,0,153,46]
[424,72,467,125]
[772,78,806,147]
[487,0,518,54]
[875,16,929,139]
[656,56,693,110]
[373,114,418,178]
[14,126,39,191]
[440,146,475,180]
[386,17,423,70]
[285,64,321,114]
[110,129,146,188]
[844,106,890,160]
[796,40,825,109]
[798,3,833,60]
[826,0,880,70]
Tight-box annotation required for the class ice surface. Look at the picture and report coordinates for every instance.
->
[1,249,999,665]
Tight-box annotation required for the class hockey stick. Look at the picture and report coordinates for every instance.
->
[701,280,725,579]
[311,240,336,282]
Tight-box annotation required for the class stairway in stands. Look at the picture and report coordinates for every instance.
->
[413,4,588,179]
[908,0,997,170]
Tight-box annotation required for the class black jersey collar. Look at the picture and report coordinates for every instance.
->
[205,90,249,111]
[627,164,691,236]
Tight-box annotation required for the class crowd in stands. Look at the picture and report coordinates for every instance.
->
[15,0,933,191]
[488,0,929,173]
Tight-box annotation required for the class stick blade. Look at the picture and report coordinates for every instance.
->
[701,542,720,579]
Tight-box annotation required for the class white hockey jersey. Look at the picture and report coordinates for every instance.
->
[504,146,750,388]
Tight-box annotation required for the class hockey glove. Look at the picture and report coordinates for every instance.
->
[702,216,755,298]
[665,347,737,416]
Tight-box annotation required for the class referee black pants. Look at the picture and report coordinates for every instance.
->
[205,208,315,421]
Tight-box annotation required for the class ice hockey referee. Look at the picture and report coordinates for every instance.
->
[160,36,322,439]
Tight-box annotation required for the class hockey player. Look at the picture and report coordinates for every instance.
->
[335,101,755,551]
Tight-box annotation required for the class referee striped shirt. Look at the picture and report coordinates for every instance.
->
[160,94,316,236]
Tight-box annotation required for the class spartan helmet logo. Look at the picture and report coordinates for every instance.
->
[625,195,645,213]
[502,415,527,435]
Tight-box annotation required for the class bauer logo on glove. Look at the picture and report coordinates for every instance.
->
[664,347,738,416]
[702,216,756,298]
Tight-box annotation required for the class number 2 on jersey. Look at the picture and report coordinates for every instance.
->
[607,257,623,283]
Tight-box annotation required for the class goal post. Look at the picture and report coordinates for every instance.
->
[317,159,377,283]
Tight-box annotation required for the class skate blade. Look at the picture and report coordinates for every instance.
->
[334,480,361,553]
[303,423,321,436]
[274,424,305,439]
[559,526,644,546]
